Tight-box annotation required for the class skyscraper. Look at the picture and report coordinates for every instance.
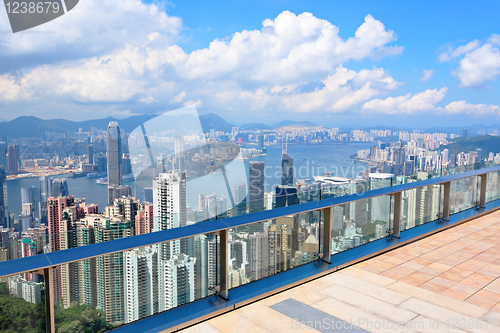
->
[0,142,7,169]
[248,161,264,213]
[281,154,294,187]
[87,144,94,164]
[232,182,247,216]
[174,138,185,171]
[51,179,69,197]
[7,144,20,173]
[107,122,122,205]
[0,165,8,228]
[21,187,40,220]
[39,176,52,202]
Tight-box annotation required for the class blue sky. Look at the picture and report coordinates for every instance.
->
[0,0,499,128]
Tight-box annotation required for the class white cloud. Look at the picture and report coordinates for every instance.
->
[170,12,403,85]
[113,110,142,118]
[488,33,500,46]
[440,100,500,114]
[438,35,500,88]
[0,0,182,60]
[420,69,434,82]
[438,40,480,62]
[454,43,500,88]
[362,88,448,114]
[183,100,203,108]
[0,10,405,119]
[139,96,156,103]
[280,65,401,113]
[172,91,186,103]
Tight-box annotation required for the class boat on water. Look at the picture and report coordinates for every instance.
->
[69,172,86,178]
[313,175,352,186]
[96,177,108,185]
[87,173,102,178]
[97,174,135,185]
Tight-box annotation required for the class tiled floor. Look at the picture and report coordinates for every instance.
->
[182,210,500,333]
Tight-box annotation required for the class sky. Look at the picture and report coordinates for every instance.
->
[0,0,499,128]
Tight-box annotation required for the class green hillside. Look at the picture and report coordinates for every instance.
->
[440,135,500,155]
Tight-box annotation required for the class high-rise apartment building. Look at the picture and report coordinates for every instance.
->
[158,254,196,312]
[153,171,186,261]
[249,232,268,281]
[107,121,122,206]
[123,247,158,324]
[135,203,154,236]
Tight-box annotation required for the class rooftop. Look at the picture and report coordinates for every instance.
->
[183,210,500,333]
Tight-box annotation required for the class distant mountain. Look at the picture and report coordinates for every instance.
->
[425,124,500,136]
[273,120,321,129]
[0,115,157,139]
[239,123,272,131]
[199,113,234,133]
[362,126,403,132]
[272,120,297,128]
[439,135,500,155]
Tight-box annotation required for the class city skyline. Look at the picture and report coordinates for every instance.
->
[0,1,499,128]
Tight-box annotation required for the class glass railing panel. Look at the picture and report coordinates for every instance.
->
[0,272,46,332]
[228,212,320,289]
[401,183,441,231]
[486,171,500,203]
[450,176,479,214]
[330,194,392,254]
[53,233,218,331]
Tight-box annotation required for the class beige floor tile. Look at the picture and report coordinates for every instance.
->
[323,272,410,305]
[465,290,500,309]
[406,315,467,333]
[461,272,496,289]
[182,322,223,333]
[311,297,418,333]
[236,303,320,333]
[381,266,415,280]
[387,282,488,318]
[399,298,496,333]
[319,285,417,323]
[341,266,397,287]
[399,271,434,286]
[441,282,480,301]
[429,276,456,289]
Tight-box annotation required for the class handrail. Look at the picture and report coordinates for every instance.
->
[0,164,499,278]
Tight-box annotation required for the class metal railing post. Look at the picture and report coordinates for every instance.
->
[322,207,332,264]
[392,192,401,238]
[443,181,451,221]
[480,173,487,208]
[219,229,229,300]
[44,267,55,333]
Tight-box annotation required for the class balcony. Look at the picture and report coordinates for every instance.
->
[1,164,500,332]
[184,210,500,332]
